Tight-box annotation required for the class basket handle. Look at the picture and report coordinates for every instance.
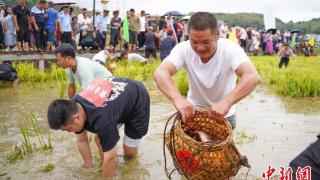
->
[163,112,180,179]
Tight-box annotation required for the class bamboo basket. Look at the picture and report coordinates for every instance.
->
[163,110,250,180]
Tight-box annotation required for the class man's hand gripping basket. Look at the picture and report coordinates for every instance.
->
[163,110,250,180]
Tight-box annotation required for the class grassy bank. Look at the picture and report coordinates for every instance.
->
[12,56,320,97]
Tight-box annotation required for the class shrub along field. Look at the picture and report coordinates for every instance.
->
[12,56,320,97]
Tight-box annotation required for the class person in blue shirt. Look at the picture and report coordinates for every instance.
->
[97,9,109,50]
[45,1,58,51]
[160,30,176,61]
[30,0,47,51]
[58,6,72,45]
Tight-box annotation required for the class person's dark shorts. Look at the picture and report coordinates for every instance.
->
[129,30,138,44]
[289,136,320,180]
[17,28,30,43]
[46,29,55,44]
[0,71,18,81]
[124,81,150,140]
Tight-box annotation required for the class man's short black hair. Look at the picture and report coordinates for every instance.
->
[82,8,87,11]
[187,12,218,33]
[141,10,145,14]
[130,8,135,12]
[167,30,173,36]
[47,99,79,130]
[3,61,12,65]
[55,43,76,58]
[39,0,47,4]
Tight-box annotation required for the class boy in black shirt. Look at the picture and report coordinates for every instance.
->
[47,77,150,178]
[0,61,19,87]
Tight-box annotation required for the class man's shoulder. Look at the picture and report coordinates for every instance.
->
[218,38,241,50]
[174,41,191,50]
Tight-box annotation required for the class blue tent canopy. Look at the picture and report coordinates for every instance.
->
[164,11,184,16]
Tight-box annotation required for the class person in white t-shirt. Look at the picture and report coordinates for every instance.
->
[138,10,146,49]
[153,12,260,129]
[121,52,147,63]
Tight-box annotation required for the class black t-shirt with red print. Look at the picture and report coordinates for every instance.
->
[72,77,150,152]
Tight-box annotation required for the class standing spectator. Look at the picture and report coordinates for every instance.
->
[128,8,140,51]
[160,30,176,61]
[173,18,183,43]
[166,13,173,25]
[278,43,295,68]
[138,10,146,49]
[13,0,31,51]
[81,23,98,50]
[109,10,121,50]
[78,11,92,46]
[0,3,4,20]
[45,1,58,51]
[71,16,80,49]
[182,19,189,41]
[219,23,228,38]
[30,0,47,51]
[97,9,109,50]
[3,6,16,51]
[58,6,72,44]
[144,26,156,59]
[159,26,167,41]
[252,27,260,56]
[77,8,87,24]
[246,27,253,53]
[239,27,247,49]
[158,16,167,30]
[0,17,4,49]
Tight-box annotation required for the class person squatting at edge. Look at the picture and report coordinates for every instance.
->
[47,77,150,178]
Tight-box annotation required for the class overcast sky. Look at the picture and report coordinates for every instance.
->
[77,0,320,23]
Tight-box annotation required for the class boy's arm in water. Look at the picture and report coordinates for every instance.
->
[102,147,117,178]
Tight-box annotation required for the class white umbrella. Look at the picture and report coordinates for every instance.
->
[182,16,191,20]
[51,0,76,5]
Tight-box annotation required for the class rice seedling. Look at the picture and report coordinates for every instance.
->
[6,120,34,163]
[121,156,139,175]
[39,163,55,173]
[6,113,53,163]
[28,113,53,150]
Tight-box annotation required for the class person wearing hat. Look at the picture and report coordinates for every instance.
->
[0,61,19,87]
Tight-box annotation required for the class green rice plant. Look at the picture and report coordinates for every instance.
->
[28,113,53,150]
[121,156,139,175]
[174,70,189,96]
[39,163,55,172]
[6,113,53,163]
[6,120,34,163]
[251,56,320,97]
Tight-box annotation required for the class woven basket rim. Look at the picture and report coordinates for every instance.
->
[174,110,233,149]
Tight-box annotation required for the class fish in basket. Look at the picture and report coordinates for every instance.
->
[163,110,251,180]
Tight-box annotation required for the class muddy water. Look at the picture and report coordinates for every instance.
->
[0,83,319,180]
